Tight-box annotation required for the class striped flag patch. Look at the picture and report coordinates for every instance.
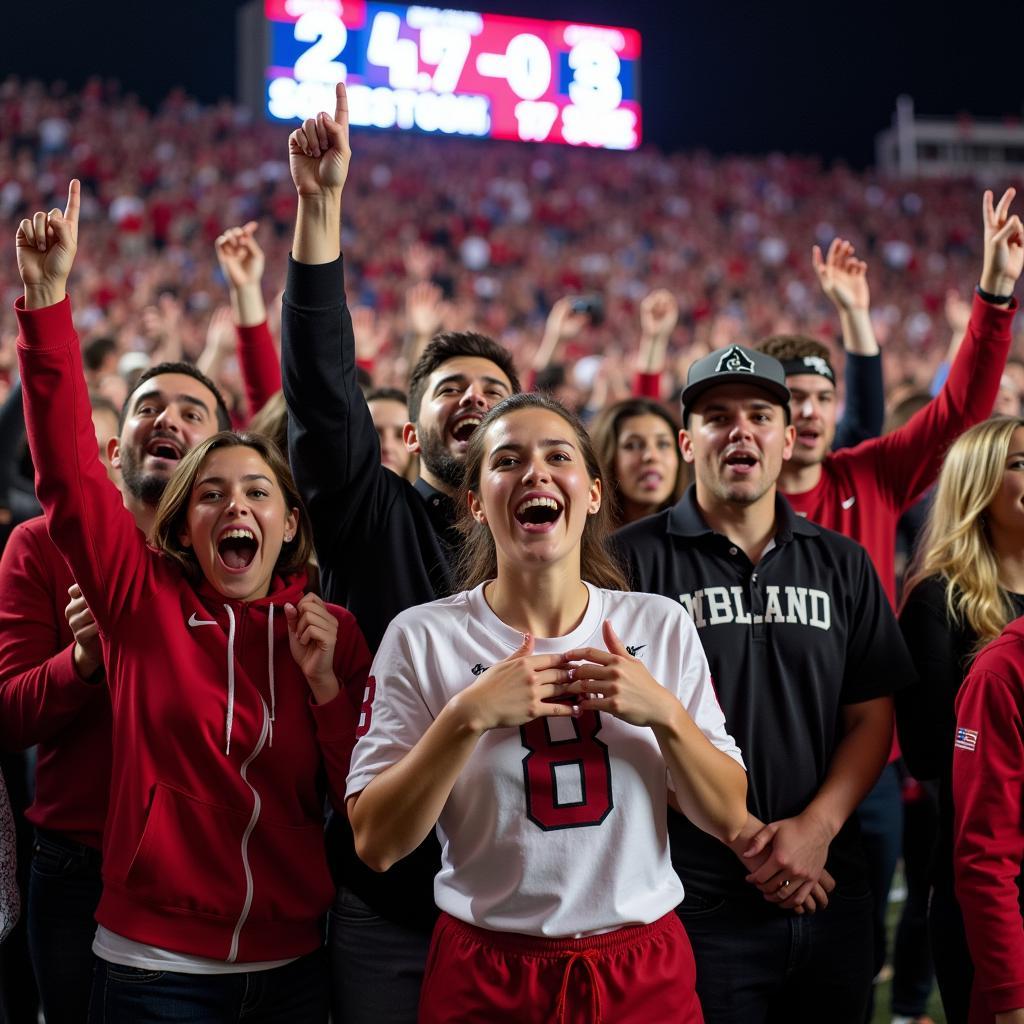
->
[955,727,979,752]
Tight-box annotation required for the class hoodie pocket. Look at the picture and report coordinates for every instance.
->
[124,784,249,919]
[246,815,334,925]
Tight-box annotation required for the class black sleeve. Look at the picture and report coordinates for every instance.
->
[896,577,967,782]
[840,547,916,703]
[833,353,885,451]
[0,383,39,524]
[281,256,403,579]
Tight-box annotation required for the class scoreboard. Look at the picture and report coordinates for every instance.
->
[264,1,641,150]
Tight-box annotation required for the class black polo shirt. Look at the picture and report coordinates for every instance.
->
[615,486,914,901]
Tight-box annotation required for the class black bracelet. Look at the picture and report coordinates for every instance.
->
[976,284,1013,305]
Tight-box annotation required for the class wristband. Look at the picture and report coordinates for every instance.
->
[976,284,1013,305]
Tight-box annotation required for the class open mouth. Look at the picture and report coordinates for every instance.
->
[796,430,820,445]
[145,437,183,462]
[217,527,259,571]
[450,415,483,444]
[514,495,563,531]
[637,469,664,489]
[724,452,758,471]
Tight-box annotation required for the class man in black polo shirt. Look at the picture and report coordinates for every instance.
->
[616,344,913,1023]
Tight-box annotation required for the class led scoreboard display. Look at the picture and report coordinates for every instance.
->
[265,1,641,150]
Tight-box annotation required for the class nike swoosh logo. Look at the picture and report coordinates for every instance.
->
[188,612,217,628]
[626,644,647,657]
[841,496,856,510]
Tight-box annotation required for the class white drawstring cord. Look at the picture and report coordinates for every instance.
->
[267,604,276,748]
[224,605,237,755]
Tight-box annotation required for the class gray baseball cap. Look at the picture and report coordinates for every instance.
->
[681,344,791,417]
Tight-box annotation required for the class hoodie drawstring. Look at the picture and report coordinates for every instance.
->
[222,603,278,756]
[223,605,237,756]
[267,604,276,748]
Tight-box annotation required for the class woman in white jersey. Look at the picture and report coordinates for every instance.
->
[347,392,747,1023]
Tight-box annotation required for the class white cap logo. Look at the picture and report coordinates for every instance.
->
[715,345,756,375]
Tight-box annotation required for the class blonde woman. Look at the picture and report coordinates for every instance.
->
[898,415,1024,1024]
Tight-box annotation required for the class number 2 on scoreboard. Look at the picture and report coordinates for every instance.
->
[520,710,613,830]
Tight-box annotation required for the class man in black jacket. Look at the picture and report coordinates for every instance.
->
[281,84,519,1024]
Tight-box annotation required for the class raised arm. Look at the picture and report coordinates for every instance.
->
[281,84,404,570]
[869,189,1022,510]
[15,180,148,631]
[527,297,590,391]
[813,239,884,447]
[634,289,678,399]
[214,221,280,418]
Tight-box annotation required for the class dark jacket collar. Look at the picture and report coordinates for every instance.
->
[667,484,819,544]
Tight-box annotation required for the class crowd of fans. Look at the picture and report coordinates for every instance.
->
[2,75,1021,426]
[1,75,1024,1024]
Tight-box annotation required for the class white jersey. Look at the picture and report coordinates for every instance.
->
[347,582,743,938]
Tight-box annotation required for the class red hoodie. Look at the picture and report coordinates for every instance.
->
[16,296,371,964]
[953,615,1024,1023]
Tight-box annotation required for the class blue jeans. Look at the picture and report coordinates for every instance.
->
[88,947,328,1023]
[677,885,874,1024]
[27,829,103,1024]
[328,886,432,1023]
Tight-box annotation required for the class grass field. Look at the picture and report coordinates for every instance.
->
[870,871,945,1024]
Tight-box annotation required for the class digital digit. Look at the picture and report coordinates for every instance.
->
[355,677,377,737]
[567,39,622,111]
[366,11,420,91]
[419,25,472,94]
[504,33,552,101]
[514,100,559,142]
[520,710,613,830]
[293,10,348,84]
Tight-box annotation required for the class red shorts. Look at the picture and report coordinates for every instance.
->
[418,911,703,1024]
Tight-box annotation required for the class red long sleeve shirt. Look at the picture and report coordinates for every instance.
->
[236,320,281,421]
[0,516,111,847]
[783,292,1017,607]
[953,617,1024,1021]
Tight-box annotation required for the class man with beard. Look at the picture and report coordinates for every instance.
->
[280,85,519,1023]
[615,345,913,1023]
[0,360,229,1024]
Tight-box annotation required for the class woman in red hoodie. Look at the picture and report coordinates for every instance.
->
[15,181,370,1022]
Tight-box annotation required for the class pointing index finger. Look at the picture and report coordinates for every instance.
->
[64,179,81,231]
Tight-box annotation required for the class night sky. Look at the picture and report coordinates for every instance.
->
[3,0,1023,166]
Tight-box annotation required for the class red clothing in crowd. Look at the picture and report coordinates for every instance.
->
[16,296,371,963]
[783,292,1017,607]
[0,516,111,848]
[953,616,1024,1024]
[236,320,281,419]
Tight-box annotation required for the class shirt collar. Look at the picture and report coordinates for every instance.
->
[667,484,820,543]
[415,476,459,523]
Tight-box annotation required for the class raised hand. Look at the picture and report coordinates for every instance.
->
[65,583,102,681]
[452,633,576,733]
[16,179,80,309]
[215,221,265,291]
[288,82,351,199]
[352,305,392,363]
[562,620,679,728]
[813,238,870,313]
[640,289,679,342]
[981,188,1024,297]
[406,281,447,341]
[285,593,340,703]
